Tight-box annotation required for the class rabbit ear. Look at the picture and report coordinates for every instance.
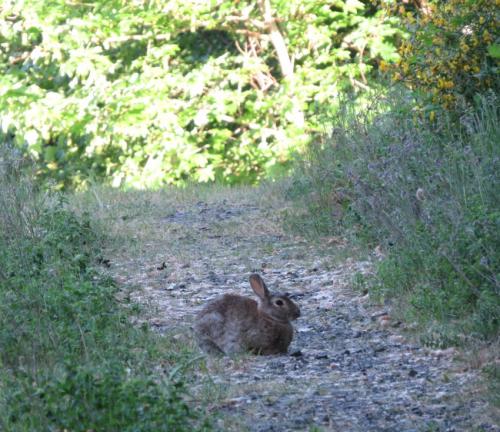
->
[249,274,270,300]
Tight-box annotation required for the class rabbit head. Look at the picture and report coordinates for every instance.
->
[249,273,301,323]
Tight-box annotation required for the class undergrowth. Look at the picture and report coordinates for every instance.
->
[0,141,211,431]
[286,91,499,346]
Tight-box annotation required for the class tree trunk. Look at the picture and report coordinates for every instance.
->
[256,0,304,127]
[257,0,293,79]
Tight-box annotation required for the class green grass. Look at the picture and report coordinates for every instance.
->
[285,90,499,345]
[0,143,212,431]
[285,90,500,411]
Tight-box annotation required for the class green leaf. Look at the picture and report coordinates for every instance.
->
[487,44,500,59]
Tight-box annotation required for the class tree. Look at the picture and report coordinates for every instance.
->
[0,0,401,188]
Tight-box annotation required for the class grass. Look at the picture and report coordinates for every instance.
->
[2,86,498,427]
[0,141,212,431]
[65,179,339,431]
[284,90,500,414]
[285,90,499,347]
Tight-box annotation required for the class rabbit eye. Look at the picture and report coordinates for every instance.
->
[275,299,284,306]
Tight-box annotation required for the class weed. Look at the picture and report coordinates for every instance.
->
[286,91,499,342]
[483,363,500,408]
[0,140,212,430]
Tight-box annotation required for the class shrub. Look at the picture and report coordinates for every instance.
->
[287,91,499,341]
[381,0,500,110]
[0,0,402,188]
[5,364,201,432]
[0,141,210,430]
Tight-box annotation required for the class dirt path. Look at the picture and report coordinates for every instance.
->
[102,185,498,431]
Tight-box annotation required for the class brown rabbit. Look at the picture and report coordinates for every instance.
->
[194,274,301,355]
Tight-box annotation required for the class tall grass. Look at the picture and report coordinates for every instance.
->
[0,139,211,431]
[287,92,499,345]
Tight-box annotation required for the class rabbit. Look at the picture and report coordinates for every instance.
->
[194,273,301,355]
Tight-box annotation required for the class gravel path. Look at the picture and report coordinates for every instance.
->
[106,187,498,431]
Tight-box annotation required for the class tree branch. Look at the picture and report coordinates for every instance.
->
[257,0,294,79]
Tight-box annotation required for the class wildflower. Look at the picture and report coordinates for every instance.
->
[461,25,473,35]
[442,80,454,89]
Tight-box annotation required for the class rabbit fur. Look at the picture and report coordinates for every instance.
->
[194,274,300,355]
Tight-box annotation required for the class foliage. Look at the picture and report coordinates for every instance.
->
[5,366,199,431]
[0,141,211,430]
[0,0,401,188]
[286,92,500,343]
[379,0,500,111]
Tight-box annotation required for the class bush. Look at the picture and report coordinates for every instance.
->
[287,91,500,342]
[0,0,401,188]
[5,365,198,431]
[0,141,210,430]
[381,0,500,110]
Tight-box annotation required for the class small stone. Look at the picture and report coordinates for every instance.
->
[408,369,418,377]
[290,350,303,357]
[389,335,405,344]
[315,353,329,360]
[432,347,456,358]
[310,261,321,272]
[411,406,423,416]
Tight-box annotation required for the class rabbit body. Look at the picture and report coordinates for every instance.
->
[194,274,300,355]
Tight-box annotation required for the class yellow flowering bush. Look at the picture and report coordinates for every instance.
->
[381,0,499,109]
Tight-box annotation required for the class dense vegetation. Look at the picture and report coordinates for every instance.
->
[287,92,499,344]
[0,0,401,188]
[384,0,499,110]
[0,142,210,430]
[285,0,499,345]
[1,0,499,426]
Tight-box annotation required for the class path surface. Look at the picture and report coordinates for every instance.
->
[104,186,498,432]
